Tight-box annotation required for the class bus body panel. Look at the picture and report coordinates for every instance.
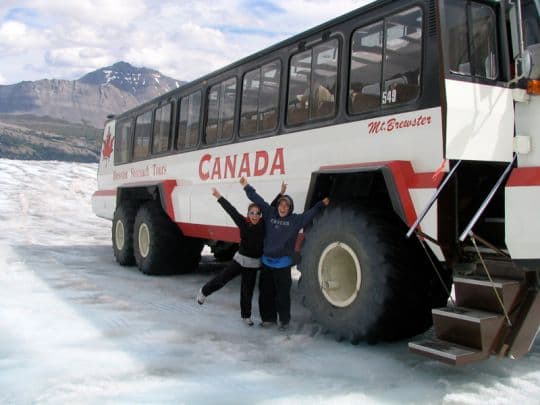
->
[92,121,116,219]
[97,121,116,181]
[505,183,540,259]
[92,107,445,239]
[514,96,540,167]
[505,95,540,259]
[444,79,514,162]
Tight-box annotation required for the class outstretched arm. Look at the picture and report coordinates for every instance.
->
[212,187,245,228]
[240,177,272,215]
[300,198,330,228]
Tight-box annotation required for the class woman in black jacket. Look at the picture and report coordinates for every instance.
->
[197,185,283,326]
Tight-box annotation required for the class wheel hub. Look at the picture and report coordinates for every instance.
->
[115,220,125,250]
[318,242,361,307]
[138,223,150,258]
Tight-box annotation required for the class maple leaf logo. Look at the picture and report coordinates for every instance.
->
[101,129,114,165]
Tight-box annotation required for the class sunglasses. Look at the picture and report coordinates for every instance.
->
[248,211,262,216]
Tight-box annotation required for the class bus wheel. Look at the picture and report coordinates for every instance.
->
[112,203,137,266]
[298,205,434,344]
[211,241,238,262]
[133,202,201,275]
[182,237,205,272]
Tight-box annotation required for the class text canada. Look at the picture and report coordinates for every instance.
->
[199,148,285,181]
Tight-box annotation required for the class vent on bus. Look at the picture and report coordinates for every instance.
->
[428,0,438,38]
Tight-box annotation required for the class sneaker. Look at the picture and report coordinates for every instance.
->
[278,323,289,331]
[196,289,206,305]
[242,318,254,326]
[259,321,276,328]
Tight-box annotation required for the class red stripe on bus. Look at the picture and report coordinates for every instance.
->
[179,223,240,242]
[507,167,540,187]
[319,161,443,226]
[388,161,417,226]
[161,180,177,219]
[93,189,116,197]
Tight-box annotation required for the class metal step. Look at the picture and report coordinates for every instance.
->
[507,290,540,359]
[408,339,489,366]
[433,306,505,351]
[454,275,523,314]
[474,258,524,280]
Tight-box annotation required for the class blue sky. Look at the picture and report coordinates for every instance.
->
[0,0,371,85]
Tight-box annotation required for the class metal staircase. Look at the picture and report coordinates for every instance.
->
[409,259,540,365]
[407,156,539,365]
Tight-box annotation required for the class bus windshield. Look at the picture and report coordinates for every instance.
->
[523,0,540,47]
[443,0,498,80]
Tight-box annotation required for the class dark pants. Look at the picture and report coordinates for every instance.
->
[259,265,292,325]
[202,260,258,319]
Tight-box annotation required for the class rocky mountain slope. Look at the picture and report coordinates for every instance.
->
[0,115,101,163]
[0,62,183,162]
[0,62,182,129]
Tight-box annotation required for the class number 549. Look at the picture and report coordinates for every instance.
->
[382,89,397,104]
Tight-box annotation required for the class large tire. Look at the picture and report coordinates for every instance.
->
[112,203,137,266]
[298,205,437,344]
[133,202,203,275]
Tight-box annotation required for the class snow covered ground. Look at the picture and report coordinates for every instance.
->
[0,158,538,404]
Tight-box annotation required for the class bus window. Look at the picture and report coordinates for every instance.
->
[260,62,281,131]
[114,118,132,164]
[444,0,498,80]
[133,110,152,159]
[240,69,259,136]
[206,85,220,145]
[471,3,497,79]
[178,91,201,150]
[349,21,383,114]
[312,41,338,119]
[349,7,422,113]
[287,49,312,125]
[205,78,237,144]
[240,61,281,137]
[152,102,172,154]
[382,7,422,104]
[287,39,339,125]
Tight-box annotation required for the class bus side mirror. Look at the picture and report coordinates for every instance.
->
[522,44,540,80]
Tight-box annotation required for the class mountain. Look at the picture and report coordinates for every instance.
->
[0,62,184,162]
[0,62,184,129]
[0,115,101,163]
[79,61,181,102]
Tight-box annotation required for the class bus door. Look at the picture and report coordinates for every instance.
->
[439,0,514,163]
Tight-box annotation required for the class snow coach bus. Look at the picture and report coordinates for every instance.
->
[93,0,540,365]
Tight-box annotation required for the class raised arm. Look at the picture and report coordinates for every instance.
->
[300,197,330,228]
[270,180,287,207]
[212,187,245,228]
[240,177,272,216]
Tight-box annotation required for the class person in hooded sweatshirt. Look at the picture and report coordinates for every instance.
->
[240,176,330,330]
[197,184,284,326]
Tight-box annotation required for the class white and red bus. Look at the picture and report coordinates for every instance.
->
[93,0,540,364]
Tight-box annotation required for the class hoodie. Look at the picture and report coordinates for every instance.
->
[244,184,325,267]
[216,196,265,259]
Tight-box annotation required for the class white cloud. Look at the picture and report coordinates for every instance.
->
[26,0,147,27]
[0,0,374,84]
[0,20,47,53]
[0,72,7,84]
[45,47,112,69]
